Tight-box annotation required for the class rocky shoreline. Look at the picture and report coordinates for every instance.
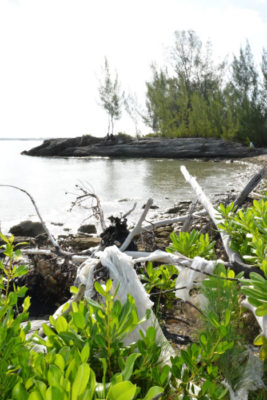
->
[2,194,236,317]
[22,134,267,159]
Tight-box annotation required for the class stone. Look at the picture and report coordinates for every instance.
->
[77,224,97,234]
[9,221,46,238]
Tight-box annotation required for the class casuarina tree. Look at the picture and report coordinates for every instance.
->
[98,57,124,135]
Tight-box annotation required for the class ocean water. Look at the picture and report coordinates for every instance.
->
[0,140,258,236]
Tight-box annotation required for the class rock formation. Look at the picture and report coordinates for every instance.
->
[22,135,265,159]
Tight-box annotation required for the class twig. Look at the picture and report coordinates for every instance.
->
[163,315,191,326]
[122,202,137,218]
[120,198,153,252]
[184,300,204,316]
[150,286,187,296]
[69,183,106,231]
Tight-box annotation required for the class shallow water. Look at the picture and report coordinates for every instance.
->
[0,140,258,236]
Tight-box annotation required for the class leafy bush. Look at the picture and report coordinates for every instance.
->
[169,264,240,399]
[0,233,31,399]
[218,198,267,267]
[167,229,216,259]
[241,269,267,360]
[140,262,179,311]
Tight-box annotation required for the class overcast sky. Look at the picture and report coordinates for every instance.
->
[0,0,266,139]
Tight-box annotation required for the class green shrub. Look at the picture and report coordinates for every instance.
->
[218,198,267,267]
[0,233,30,399]
[167,229,216,259]
[140,262,179,312]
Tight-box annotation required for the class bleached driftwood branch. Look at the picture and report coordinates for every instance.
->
[180,166,243,265]
[120,198,153,252]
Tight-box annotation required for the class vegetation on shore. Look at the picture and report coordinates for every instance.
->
[144,31,267,146]
[1,195,267,399]
[99,30,267,146]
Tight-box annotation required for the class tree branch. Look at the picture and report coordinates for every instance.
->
[120,198,153,251]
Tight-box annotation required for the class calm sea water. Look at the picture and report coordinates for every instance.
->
[0,140,258,236]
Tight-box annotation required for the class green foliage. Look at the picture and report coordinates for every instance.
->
[218,198,267,267]
[170,303,234,399]
[0,268,167,400]
[194,264,248,397]
[166,229,216,259]
[140,262,178,310]
[0,233,30,399]
[241,270,267,360]
[144,31,267,145]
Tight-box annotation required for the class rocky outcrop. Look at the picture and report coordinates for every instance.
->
[9,220,46,237]
[22,135,264,159]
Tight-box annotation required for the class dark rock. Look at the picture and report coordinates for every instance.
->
[166,201,191,214]
[77,224,97,234]
[142,204,159,209]
[22,136,265,159]
[9,221,46,237]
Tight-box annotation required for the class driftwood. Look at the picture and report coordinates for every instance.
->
[180,166,247,266]
[234,167,266,208]
[120,198,153,252]
[181,201,197,232]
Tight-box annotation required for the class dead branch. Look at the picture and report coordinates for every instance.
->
[234,167,266,208]
[69,183,106,231]
[0,184,60,251]
[120,198,153,252]
[21,248,87,263]
[180,165,243,265]
[122,202,137,219]
[181,201,197,232]
[141,210,206,232]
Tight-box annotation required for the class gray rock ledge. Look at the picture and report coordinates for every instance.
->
[22,135,264,159]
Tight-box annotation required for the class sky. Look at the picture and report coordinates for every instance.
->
[0,0,267,139]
